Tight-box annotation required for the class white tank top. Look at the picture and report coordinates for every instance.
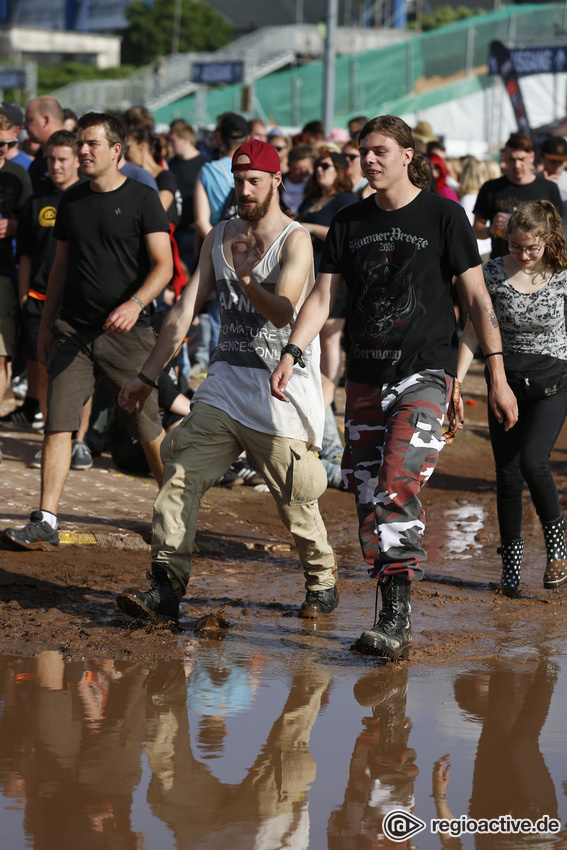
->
[192,220,325,447]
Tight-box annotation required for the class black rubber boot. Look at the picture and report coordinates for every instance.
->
[354,575,412,660]
[497,538,524,597]
[117,563,180,623]
[298,585,339,618]
[542,517,567,589]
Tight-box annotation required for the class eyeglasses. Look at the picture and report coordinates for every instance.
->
[0,140,17,150]
[344,153,359,161]
[316,162,335,171]
[508,242,544,256]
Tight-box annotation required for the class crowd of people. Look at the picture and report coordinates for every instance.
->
[0,96,566,660]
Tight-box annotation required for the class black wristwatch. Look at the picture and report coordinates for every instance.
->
[281,343,306,368]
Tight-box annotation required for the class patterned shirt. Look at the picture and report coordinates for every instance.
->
[483,257,567,360]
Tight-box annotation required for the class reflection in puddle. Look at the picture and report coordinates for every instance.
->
[443,505,487,559]
[0,649,566,848]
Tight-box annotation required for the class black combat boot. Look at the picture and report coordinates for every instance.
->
[354,575,412,660]
[497,538,524,597]
[541,517,567,589]
[298,585,339,618]
[117,563,180,623]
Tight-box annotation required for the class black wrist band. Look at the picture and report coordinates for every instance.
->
[137,371,158,389]
[484,351,504,359]
[281,343,306,368]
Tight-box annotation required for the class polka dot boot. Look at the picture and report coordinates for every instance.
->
[497,538,524,597]
[542,516,567,590]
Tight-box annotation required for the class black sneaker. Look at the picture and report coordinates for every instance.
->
[217,457,264,487]
[1,510,59,550]
[298,585,339,618]
[117,568,180,623]
[0,406,44,430]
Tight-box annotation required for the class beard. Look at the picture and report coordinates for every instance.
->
[237,183,274,221]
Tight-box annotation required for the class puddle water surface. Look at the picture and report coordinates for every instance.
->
[1,644,566,849]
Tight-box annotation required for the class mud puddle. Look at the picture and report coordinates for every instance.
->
[1,644,566,849]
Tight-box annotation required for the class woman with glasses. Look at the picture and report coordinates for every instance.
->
[457,201,567,595]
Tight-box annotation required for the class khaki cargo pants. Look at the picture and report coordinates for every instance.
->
[151,402,336,598]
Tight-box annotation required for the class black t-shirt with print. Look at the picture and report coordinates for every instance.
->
[53,177,169,328]
[319,191,481,384]
[473,175,563,258]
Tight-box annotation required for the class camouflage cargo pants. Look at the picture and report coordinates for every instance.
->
[341,370,452,582]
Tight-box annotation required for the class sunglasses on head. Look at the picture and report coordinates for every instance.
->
[0,140,17,150]
[316,162,335,171]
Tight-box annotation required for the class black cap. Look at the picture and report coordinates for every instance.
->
[541,136,567,160]
[219,113,249,143]
[1,102,23,127]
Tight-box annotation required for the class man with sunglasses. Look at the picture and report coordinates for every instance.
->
[0,109,32,418]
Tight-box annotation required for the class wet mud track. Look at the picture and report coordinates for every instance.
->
[0,364,566,666]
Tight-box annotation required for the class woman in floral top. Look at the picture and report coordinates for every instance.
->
[457,201,567,595]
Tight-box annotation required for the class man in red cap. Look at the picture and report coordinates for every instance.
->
[115,139,337,624]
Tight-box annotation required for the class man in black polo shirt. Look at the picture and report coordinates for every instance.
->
[2,112,172,551]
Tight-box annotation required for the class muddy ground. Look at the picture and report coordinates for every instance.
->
[0,363,565,665]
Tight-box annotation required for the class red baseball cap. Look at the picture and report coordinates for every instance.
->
[231,139,281,174]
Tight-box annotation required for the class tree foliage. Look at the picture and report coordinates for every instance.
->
[420,5,486,31]
[122,0,233,66]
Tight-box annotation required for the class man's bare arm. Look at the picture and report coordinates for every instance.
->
[456,265,518,430]
[104,230,173,334]
[118,230,217,413]
[231,227,314,328]
[270,271,343,402]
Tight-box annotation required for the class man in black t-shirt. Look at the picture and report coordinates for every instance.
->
[167,119,208,272]
[271,115,518,661]
[3,130,82,432]
[473,132,563,258]
[2,112,173,552]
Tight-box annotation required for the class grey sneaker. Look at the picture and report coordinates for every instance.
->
[1,510,59,550]
[71,440,93,470]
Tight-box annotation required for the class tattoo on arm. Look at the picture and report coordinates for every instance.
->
[485,307,498,329]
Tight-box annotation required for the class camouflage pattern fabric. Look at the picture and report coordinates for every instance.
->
[341,370,452,582]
